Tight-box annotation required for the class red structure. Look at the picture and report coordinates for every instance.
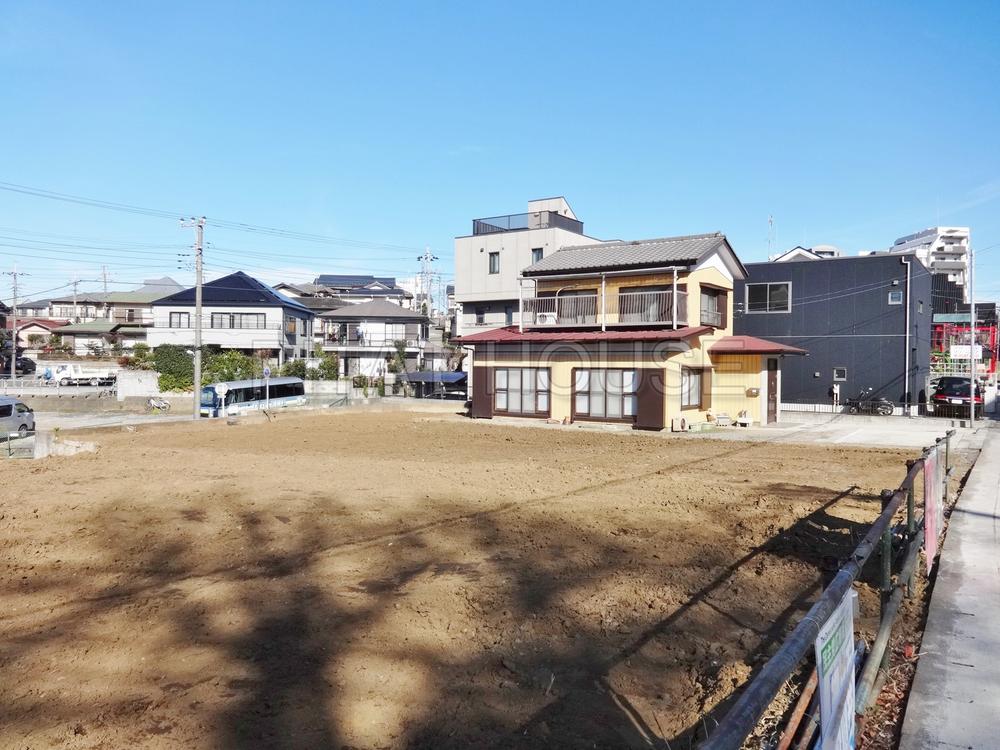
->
[931,322,998,376]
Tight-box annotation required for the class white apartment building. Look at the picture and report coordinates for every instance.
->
[452,197,602,334]
[891,227,971,299]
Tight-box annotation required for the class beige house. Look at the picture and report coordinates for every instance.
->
[457,233,804,430]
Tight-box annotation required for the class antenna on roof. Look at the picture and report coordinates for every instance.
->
[767,215,775,257]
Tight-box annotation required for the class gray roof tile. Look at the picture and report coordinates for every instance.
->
[523,233,727,275]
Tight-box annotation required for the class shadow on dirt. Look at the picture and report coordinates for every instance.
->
[0,482,884,750]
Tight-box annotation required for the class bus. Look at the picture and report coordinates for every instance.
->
[200,377,306,418]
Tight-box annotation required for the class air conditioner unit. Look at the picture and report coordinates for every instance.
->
[536,312,558,325]
[670,417,688,432]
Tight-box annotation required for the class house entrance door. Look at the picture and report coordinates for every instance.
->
[767,358,778,423]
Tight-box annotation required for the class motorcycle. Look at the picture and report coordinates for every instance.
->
[845,387,894,416]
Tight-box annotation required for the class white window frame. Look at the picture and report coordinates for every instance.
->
[745,282,792,314]
[833,367,848,381]
[488,251,500,275]
[887,290,903,305]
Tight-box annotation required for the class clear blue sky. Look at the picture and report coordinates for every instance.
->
[2,1,999,304]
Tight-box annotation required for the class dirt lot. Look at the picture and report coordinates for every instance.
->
[0,410,934,749]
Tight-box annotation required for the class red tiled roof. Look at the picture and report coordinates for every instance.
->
[709,335,807,355]
[6,318,70,331]
[455,325,712,344]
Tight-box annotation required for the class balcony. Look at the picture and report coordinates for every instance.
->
[324,335,420,349]
[522,289,688,329]
[472,211,584,236]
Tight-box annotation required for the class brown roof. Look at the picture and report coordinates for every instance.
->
[709,335,807,355]
[455,325,712,344]
[6,318,70,331]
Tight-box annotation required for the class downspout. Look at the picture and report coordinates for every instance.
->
[672,269,678,330]
[901,256,912,414]
[517,277,523,333]
[601,273,607,332]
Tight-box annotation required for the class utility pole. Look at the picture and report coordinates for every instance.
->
[102,266,110,320]
[969,244,976,425]
[72,278,80,322]
[182,217,206,420]
[3,268,28,381]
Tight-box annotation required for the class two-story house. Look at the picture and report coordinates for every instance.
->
[453,197,602,335]
[319,299,429,377]
[147,272,314,363]
[734,251,932,411]
[457,233,804,430]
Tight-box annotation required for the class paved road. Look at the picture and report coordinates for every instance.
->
[899,424,999,749]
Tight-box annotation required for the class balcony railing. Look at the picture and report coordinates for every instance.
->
[472,211,584,236]
[324,336,420,348]
[700,308,723,327]
[522,290,688,328]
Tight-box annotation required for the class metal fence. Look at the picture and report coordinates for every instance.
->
[4,429,36,459]
[701,430,957,750]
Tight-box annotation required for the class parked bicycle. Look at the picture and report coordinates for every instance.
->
[145,397,171,413]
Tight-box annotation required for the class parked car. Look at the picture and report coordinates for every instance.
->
[0,397,35,438]
[931,381,983,417]
[0,356,36,376]
[930,375,973,393]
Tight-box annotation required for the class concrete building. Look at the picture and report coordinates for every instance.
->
[453,197,602,335]
[890,227,970,300]
[148,272,314,363]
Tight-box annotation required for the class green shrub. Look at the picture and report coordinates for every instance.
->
[152,344,193,383]
[158,372,193,392]
[280,359,308,378]
[202,350,261,384]
[317,353,339,380]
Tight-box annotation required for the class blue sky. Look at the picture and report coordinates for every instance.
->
[1,1,998,305]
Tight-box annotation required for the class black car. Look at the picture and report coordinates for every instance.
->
[0,356,36,376]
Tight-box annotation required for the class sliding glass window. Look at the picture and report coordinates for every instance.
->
[494,368,550,416]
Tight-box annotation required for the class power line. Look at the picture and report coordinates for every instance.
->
[0,180,439,254]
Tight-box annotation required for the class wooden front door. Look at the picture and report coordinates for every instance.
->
[635,368,666,430]
[766,358,779,424]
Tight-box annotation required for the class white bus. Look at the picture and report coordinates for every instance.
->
[200,377,306,418]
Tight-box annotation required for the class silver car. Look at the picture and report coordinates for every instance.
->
[0,397,34,438]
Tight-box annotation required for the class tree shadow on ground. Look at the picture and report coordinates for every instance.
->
[0,480,886,750]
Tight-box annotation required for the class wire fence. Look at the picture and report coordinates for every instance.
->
[700,429,957,750]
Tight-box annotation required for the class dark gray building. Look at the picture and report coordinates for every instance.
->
[734,253,932,407]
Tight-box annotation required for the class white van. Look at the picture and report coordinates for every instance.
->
[0,397,35,438]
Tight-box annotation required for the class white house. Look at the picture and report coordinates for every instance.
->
[319,298,429,377]
[147,272,314,363]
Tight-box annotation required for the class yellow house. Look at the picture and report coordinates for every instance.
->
[457,233,804,430]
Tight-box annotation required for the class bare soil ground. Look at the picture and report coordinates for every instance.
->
[0,411,932,749]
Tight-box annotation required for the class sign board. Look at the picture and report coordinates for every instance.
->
[263,366,271,378]
[815,590,856,750]
[949,344,983,360]
[215,383,229,397]
[924,447,944,573]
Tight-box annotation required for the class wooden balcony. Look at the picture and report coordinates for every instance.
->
[521,289,688,329]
